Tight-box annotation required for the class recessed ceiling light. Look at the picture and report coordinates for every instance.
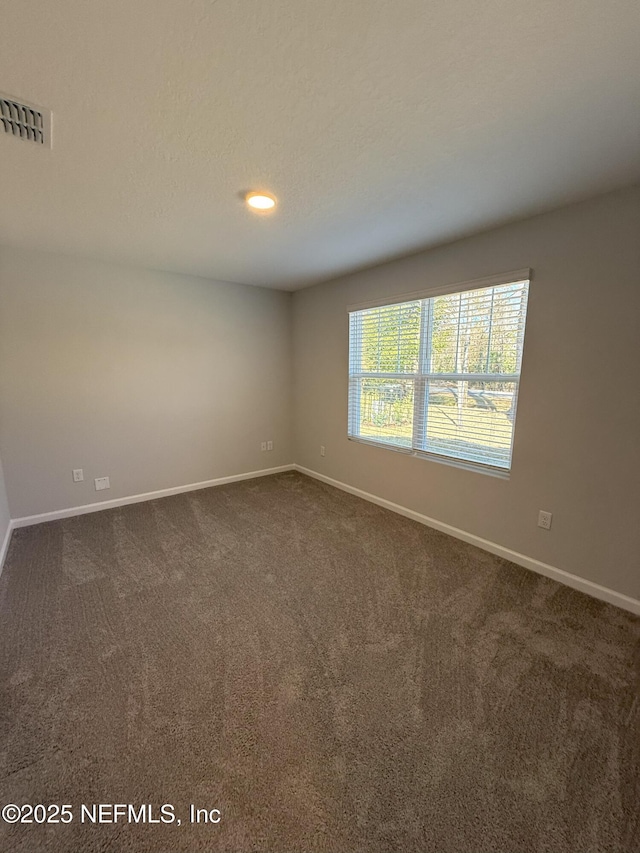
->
[246,192,277,212]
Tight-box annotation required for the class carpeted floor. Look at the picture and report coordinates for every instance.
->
[0,471,638,852]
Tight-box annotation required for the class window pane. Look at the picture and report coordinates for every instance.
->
[358,301,421,373]
[485,283,528,374]
[350,378,414,448]
[430,291,460,373]
[422,380,517,468]
[430,282,528,375]
[348,278,529,472]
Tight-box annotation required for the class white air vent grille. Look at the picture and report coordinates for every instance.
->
[0,93,51,147]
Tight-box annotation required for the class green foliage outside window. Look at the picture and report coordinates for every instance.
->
[356,284,526,438]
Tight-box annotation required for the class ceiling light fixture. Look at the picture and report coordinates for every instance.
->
[245,191,277,212]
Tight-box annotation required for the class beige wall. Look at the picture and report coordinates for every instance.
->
[0,249,292,518]
[292,185,640,600]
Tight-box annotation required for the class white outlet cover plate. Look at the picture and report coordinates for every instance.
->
[95,477,110,491]
[538,510,552,529]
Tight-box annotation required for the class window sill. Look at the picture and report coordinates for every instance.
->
[347,435,511,480]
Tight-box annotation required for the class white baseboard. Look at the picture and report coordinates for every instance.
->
[294,465,640,617]
[9,465,296,530]
[0,521,13,572]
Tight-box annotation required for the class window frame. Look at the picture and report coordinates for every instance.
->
[347,269,531,477]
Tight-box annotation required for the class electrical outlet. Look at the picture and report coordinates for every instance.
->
[261,442,267,451]
[320,445,325,457]
[267,440,273,451]
[72,468,84,482]
[95,477,110,491]
[538,510,552,530]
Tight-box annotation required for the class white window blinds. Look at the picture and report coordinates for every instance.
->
[348,276,530,471]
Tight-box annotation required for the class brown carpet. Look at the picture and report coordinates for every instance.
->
[0,471,638,852]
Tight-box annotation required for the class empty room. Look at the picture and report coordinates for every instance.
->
[1,2,639,851]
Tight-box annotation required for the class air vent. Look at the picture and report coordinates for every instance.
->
[0,93,51,147]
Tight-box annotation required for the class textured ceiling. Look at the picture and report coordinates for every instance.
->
[1,0,639,290]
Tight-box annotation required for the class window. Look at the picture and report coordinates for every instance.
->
[348,272,530,472]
